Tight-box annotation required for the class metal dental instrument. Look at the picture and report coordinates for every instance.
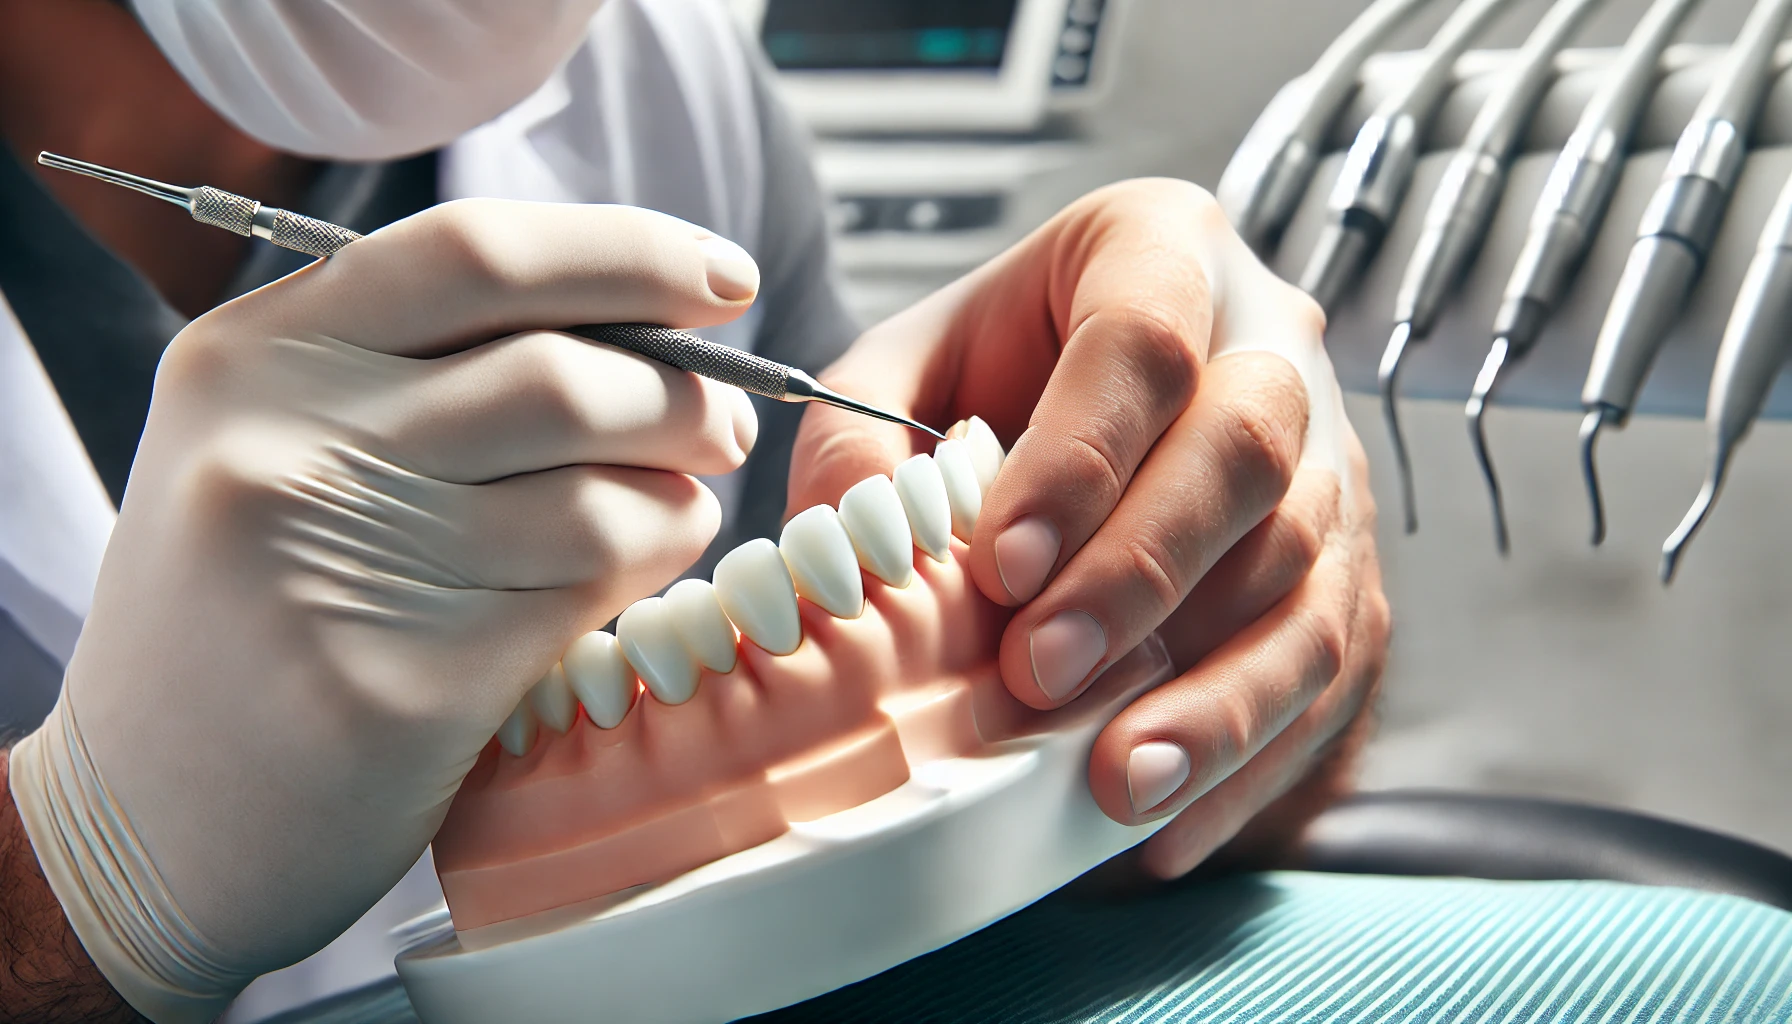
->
[1379,0,1606,538]
[1578,0,1792,545]
[1299,0,1517,312]
[36,151,365,258]
[1470,0,1702,553]
[1218,0,1441,253]
[37,152,946,441]
[1660,170,1792,583]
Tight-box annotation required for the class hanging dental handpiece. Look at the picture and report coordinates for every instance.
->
[1578,0,1792,545]
[1660,170,1792,582]
[1469,0,1702,554]
[1299,0,1517,312]
[1219,0,1442,253]
[1379,0,1607,536]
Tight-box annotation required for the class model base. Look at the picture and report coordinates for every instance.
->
[395,636,1174,1024]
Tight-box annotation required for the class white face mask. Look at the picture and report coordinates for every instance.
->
[132,0,606,160]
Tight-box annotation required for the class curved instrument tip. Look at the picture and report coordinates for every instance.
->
[1467,340,1510,556]
[1578,408,1610,547]
[1379,323,1417,534]
[1660,451,1729,585]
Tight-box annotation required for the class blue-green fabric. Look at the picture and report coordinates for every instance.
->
[749,872,1792,1023]
[273,872,1792,1023]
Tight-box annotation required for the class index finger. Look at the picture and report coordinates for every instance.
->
[217,199,762,357]
[964,178,1227,607]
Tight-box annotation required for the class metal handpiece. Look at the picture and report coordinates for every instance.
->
[1660,171,1792,582]
[1578,0,1792,545]
[1219,0,1440,253]
[37,152,945,440]
[1470,0,1703,551]
[1379,0,1607,537]
[1300,0,1517,312]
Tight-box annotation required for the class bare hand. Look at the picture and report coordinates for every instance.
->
[787,178,1390,876]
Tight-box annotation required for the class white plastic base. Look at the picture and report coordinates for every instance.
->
[396,637,1174,1024]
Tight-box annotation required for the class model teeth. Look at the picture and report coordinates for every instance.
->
[527,663,579,734]
[838,474,914,588]
[562,630,635,729]
[664,578,739,673]
[893,454,952,561]
[933,439,982,541]
[496,700,538,757]
[502,434,1017,751]
[713,538,803,655]
[618,597,702,705]
[780,505,866,618]
[963,415,1005,494]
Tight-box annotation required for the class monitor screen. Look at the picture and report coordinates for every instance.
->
[761,0,1021,72]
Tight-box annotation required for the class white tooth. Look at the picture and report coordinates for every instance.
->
[712,538,802,655]
[563,630,635,729]
[934,439,983,541]
[780,505,865,619]
[495,701,538,757]
[618,597,701,705]
[893,454,952,562]
[838,474,914,588]
[527,662,578,734]
[964,415,1005,494]
[664,578,738,673]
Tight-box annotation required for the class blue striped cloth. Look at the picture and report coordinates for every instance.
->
[281,871,1792,1023]
[749,871,1792,1023]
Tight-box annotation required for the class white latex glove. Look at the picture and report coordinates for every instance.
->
[9,200,763,1022]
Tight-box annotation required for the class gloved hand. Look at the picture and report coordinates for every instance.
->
[8,200,763,1022]
[788,178,1390,878]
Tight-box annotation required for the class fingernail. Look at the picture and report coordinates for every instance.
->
[1028,609,1106,702]
[698,235,759,301]
[1128,741,1190,816]
[731,387,759,455]
[995,515,1061,602]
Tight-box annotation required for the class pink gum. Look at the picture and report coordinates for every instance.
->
[433,544,1040,931]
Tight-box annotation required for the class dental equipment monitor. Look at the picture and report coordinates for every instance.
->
[750,0,1071,132]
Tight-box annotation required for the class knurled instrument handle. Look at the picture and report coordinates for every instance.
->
[564,324,792,399]
[189,186,365,258]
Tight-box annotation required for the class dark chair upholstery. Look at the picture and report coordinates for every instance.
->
[1289,789,1792,911]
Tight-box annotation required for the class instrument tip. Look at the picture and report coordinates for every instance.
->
[804,375,947,440]
[1467,339,1511,556]
[1578,407,1611,547]
[1660,448,1729,585]
[32,152,194,209]
[1379,322,1417,534]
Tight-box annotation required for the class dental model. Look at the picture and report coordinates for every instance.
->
[404,417,1177,1024]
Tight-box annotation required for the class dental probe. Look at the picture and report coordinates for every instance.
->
[1577,0,1792,545]
[1299,0,1518,312]
[1379,0,1607,537]
[1218,0,1440,252]
[1469,0,1703,553]
[1660,170,1792,582]
[36,152,946,440]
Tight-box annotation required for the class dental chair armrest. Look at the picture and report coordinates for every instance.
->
[1289,789,1792,911]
